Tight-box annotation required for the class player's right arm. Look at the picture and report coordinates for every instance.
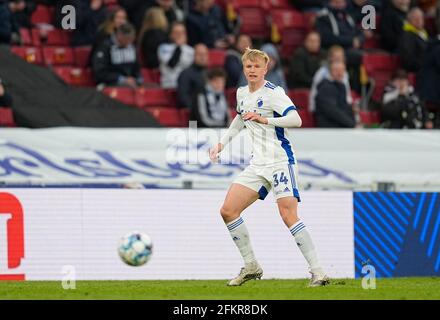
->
[209,114,245,162]
[209,88,245,162]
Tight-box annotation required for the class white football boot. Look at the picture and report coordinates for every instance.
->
[309,272,330,287]
[227,262,263,286]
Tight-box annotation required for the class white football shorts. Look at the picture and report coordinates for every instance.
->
[233,163,300,201]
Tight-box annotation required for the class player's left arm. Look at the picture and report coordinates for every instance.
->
[243,87,302,128]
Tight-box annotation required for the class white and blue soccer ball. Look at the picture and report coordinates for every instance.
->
[118,231,153,267]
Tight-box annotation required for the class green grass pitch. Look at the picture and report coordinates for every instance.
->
[0,277,439,300]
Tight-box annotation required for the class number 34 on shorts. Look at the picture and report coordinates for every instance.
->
[234,163,301,202]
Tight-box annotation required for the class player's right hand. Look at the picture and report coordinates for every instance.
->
[209,143,224,163]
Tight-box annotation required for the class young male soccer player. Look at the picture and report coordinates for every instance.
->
[209,48,330,287]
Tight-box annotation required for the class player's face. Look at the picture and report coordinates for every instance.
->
[243,57,268,85]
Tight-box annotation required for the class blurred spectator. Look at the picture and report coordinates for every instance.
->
[225,34,252,88]
[158,22,194,88]
[191,68,229,128]
[92,23,143,88]
[94,6,128,50]
[418,34,440,127]
[138,7,169,69]
[309,45,352,112]
[380,0,411,52]
[239,43,287,91]
[381,69,433,129]
[186,0,232,49]
[288,31,326,89]
[0,0,26,45]
[315,61,356,128]
[58,0,108,47]
[119,0,151,31]
[290,0,325,11]
[315,0,365,50]
[152,0,184,30]
[12,0,35,28]
[437,1,440,33]
[120,0,183,31]
[417,0,437,16]
[0,78,12,107]
[315,0,363,91]
[177,43,209,108]
[398,7,429,72]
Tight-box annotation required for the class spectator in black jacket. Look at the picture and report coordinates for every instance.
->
[12,0,35,28]
[186,0,232,48]
[315,0,364,91]
[0,78,12,107]
[92,23,143,87]
[177,43,209,109]
[138,7,169,68]
[93,6,128,51]
[315,60,356,128]
[290,0,325,11]
[380,0,411,52]
[418,34,440,127]
[288,31,326,89]
[224,34,252,88]
[381,69,433,129]
[398,7,429,73]
[0,0,25,45]
[315,0,365,50]
[191,68,229,127]
[57,0,107,47]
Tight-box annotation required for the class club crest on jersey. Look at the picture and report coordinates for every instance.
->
[257,97,263,108]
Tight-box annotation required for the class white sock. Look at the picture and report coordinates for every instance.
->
[289,220,325,275]
[226,216,257,267]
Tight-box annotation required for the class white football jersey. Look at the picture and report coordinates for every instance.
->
[236,81,297,166]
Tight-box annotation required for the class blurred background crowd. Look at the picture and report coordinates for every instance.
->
[0,0,439,129]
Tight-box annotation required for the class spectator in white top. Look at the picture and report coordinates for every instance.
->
[158,22,194,88]
[309,45,352,112]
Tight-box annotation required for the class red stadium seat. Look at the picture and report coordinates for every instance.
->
[74,46,92,67]
[363,53,400,101]
[53,66,95,87]
[135,88,176,108]
[226,88,237,109]
[146,107,183,127]
[288,89,309,111]
[42,47,75,66]
[141,68,161,85]
[30,5,54,25]
[19,28,32,45]
[208,49,226,68]
[180,108,190,126]
[262,0,291,9]
[0,107,15,127]
[271,9,306,58]
[32,28,72,46]
[231,1,270,39]
[102,87,136,105]
[359,110,381,125]
[10,46,44,64]
[363,36,381,50]
[297,109,315,127]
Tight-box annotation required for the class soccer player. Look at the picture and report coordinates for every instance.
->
[209,48,329,287]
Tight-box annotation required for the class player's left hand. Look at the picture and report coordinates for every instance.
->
[242,112,268,124]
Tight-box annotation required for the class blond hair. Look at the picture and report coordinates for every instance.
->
[138,8,169,47]
[241,47,270,65]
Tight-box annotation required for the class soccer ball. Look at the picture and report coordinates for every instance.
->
[118,231,153,267]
